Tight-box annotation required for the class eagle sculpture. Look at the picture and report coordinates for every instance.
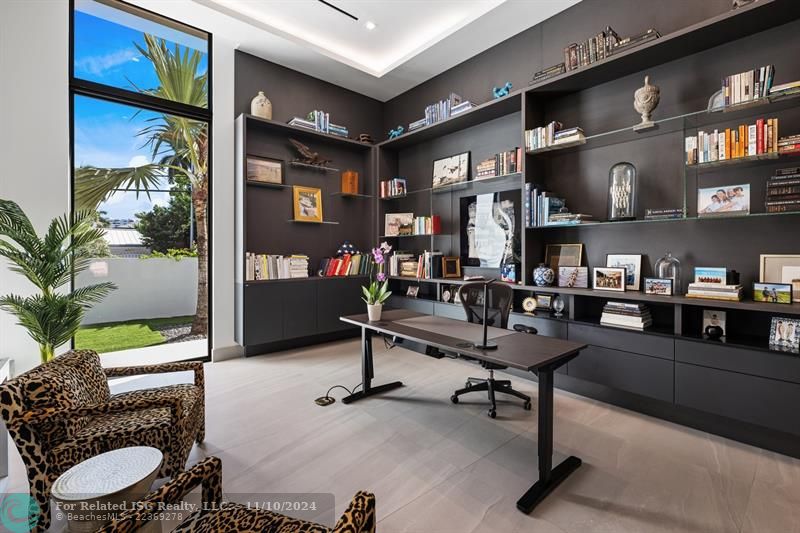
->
[289,138,332,166]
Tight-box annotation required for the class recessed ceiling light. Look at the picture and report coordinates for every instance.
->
[365,21,376,30]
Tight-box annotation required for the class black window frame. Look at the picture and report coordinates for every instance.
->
[69,0,213,362]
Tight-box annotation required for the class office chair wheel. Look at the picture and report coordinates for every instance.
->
[524,400,532,411]
[450,394,459,404]
[487,408,496,419]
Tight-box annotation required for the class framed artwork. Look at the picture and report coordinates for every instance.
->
[753,282,792,304]
[703,310,726,337]
[558,266,588,288]
[442,256,462,278]
[406,285,420,298]
[292,186,323,222]
[697,184,750,217]
[593,267,626,291]
[460,192,518,268]
[695,267,728,285]
[535,294,553,309]
[247,155,284,185]
[760,254,800,302]
[384,213,414,237]
[770,317,800,352]
[606,254,642,290]
[432,152,470,189]
[544,244,583,272]
[644,278,673,296]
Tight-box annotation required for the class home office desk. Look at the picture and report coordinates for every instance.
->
[339,309,587,514]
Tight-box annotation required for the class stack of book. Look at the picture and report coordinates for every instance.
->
[246,253,309,281]
[778,134,800,155]
[287,111,349,138]
[645,208,684,220]
[564,26,620,70]
[769,79,800,98]
[475,148,522,178]
[412,215,441,235]
[722,65,774,106]
[766,166,800,213]
[423,93,463,126]
[685,116,779,164]
[379,177,407,198]
[319,253,375,277]
[388,252,415,277]
[530,63,566,84]
[524,184,592,227]
[600,302,652,330]
[408,118,427,131]
[413,250,444,279]
[609,28,660,56]
[525,122,585,152]
[547,212,594,225]
[451,100,474,116]
[686,282,743,301]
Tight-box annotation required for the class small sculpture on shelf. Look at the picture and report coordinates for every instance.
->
[289,138,332,167]
[357,133,374,144]
[633,75,660,131]
[533,263,555,287]
[607,162,637,221]
[250,91,272,119]
[336,241,359,257]
[493,82,512,99]
[388,126,404,139]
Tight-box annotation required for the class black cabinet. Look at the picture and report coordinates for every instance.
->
[243,282,284,345]
[508,314,567,339]
[388,295,434,314]
[434,302,466,321]
[318,277,365,333]
[676,339,800,385]
[284,281,317,338]
[569,323,674,360]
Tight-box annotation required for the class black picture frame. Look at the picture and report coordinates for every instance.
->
[753,282,793,304]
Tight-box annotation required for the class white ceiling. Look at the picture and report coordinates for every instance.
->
[190,0,580,101]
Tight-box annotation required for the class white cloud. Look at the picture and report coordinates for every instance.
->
[75,48,140,76]
[128,155,150,168]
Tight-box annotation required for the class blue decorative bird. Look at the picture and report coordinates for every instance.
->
[388,126,404,139]
[493,82,512,98]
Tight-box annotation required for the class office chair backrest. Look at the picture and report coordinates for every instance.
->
[457,282,513,329]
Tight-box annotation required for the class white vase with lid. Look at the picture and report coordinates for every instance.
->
[250,91,272,120]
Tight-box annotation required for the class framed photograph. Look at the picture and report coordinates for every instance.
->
[694,267,727,285]
[544,244,583,272]
[644,278,673,295]
[753,282,792,304]
[760,254,800,303]
[432,152,470,189]
[593,267,626,291]
[406,285,420,298]
[697,184,750,217]
[292,186,323,222]
[535,294,553,309]
[703,310,726,337]
[442,256,461,278]
[606,254,642,290]
[770,317,800,352]
[441,284,460,303]
[558,266,588,288]
[247,155,284,185]
[384,212,414,237]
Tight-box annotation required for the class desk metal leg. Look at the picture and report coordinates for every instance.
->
[342,328,403,404]
[516,367,581,513]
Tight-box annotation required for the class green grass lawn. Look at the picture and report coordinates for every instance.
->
[75,316,194,354]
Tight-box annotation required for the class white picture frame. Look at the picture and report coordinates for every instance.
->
[606,254,642,290]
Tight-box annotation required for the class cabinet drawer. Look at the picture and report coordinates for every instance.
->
[283,281,317,339]
[569,323,674,360]
[318,278,363,333]
[388,295,434,314]
[569,346,674,402]
[675,339,800,384]
[676,362,800,435]
[434,302,466,321]
[243,283,284,345]
[508,314,567,339]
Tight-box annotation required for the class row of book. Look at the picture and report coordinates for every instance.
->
[563,26,659,72]
[525,121,585,152]
[246,253,309,281]
[413,250,444,279]
[686,282,744,302]
[388,252,416,277]
[318,253,375,278]
[417,93,470,128]
[524,184,592,227]
[769,79,800,98]
[412,216,441,236]
[379,177,408,198]
[288,110,349,138]
[722,65,774,107]
[600,302,652,331]
[475,148,522,178]
[766,166,800,213]
[684,117,779,165]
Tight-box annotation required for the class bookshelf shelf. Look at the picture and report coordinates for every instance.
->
[244,275,369,285]
[242,113,372,150]
[331,192,373,199]
[246,181,292,190]
[290,161,341,172]
[379,172,522,200]
[379,233,438,239]
[687,151,780,169]
[526,138,586,154]
[286,219,340,225]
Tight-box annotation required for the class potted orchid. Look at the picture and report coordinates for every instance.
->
[362,242,392,321]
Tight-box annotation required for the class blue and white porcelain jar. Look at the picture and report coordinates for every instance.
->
[533,263,555,287]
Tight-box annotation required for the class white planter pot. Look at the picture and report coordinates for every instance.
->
[367,304,383,321]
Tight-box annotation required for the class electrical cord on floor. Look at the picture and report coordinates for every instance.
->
[314,382,362,406]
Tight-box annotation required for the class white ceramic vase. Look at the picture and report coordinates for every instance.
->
[367,304,382,321]
[250,91,272,120]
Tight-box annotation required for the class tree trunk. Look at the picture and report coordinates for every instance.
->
[191,184,209,336]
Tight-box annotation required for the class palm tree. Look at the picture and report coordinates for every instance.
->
[75,34,209,336]
[0,200,116,363]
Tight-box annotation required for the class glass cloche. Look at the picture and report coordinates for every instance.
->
[607,162,637,221]
[655,252,682,294]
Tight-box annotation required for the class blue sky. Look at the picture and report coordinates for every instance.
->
[73,4,207,221]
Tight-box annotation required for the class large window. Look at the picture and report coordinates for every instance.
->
[71,0,211,362]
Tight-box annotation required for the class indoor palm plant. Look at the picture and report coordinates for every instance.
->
[0,199,116,363]
[362,242,392,321]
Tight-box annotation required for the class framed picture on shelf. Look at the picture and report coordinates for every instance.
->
[432,152,470,189]
[593,267,626,291]
[442,256,462,278]
[753,282,792,304]
[760,254,800,303]
[697,184,750,217]
[694,267,728,285]
[606,254,642,290]
[384,213,414,237]
[544,244,583,272]
[535,294,553,309]
[406,285,420,298]
[644,278,673,295]
[247,155,284,185]
[558,266,588,288]
[292,186,323,222]
[770,317,800,352]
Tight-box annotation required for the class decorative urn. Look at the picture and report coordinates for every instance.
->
[633,75,660,130]
[250,91,272,120]
[533,263,555,287]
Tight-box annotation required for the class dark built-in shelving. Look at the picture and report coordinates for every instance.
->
[243,113,372,150]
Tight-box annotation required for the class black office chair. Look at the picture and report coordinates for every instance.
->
[449,282,533,418]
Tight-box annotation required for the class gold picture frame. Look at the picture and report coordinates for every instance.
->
[760,254,800,303]
[544,243,583,272]
[292,186,323,223]
[442,256,462,278]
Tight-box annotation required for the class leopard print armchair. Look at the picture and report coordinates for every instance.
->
[96,456,376,533]
[0,349,205,532]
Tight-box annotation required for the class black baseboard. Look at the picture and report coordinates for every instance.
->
[243,329,360,357]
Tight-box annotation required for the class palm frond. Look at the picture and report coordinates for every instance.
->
[74,165,164,210]
[71,282,117,308]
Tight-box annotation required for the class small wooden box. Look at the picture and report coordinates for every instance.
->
[341,170,359,194]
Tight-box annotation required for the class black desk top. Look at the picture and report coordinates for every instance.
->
[341,309,586,372]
